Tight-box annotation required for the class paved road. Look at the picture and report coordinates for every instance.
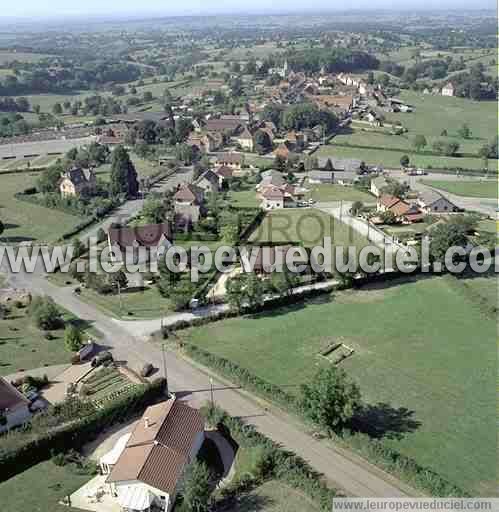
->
[2,264,417,497]
[389,170,497,217]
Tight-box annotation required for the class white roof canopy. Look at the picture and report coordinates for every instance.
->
[117,484,155,511]
[100,433,131,466]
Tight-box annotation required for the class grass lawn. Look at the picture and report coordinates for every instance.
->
[0,460,91,512]
[0,305,99,376]
[249,209,369,250]
[77,284,172,319]
[423,179,497,198]
[317,144,495,171]
[227,189,260,208]
[384,91,497,142]
[0,173,82,243]
[306,183,375,203]
[226,480,320,511]
[178,276,497,494]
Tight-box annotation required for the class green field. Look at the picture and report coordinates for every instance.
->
[423,179,497,198]
[77,284,172,319]
[317,144,495,171]
[385,91,497,141]
[0,51,52,64]
[334,127,484,155]
[0,460,90,512]
[0,173,82,243]
[306,183,375,203]
[249,209,369,249]
[0,304,99,377]
[178,276,497,494]
[227,480,320,512]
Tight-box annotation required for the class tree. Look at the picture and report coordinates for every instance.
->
[142,198,168,224]
[220,223,239,245]
[274,154,287,172]
[181,460,212,512]
[157,257,181,298]
[109,146,139,197]
[350,201,363,216]
[169,281,196,311]
[29,296,63,330]
[0,220,3,237]
[226,272,265,311]
[254,130,272,155]
[108,269,128,291]
[64,324,83,352]
[52,102,63,115]
[412,134,427,152]
[175,143,195,165]
[143,91,154,102]
[300,366,361,433]
[380,210,397,225]
[381,179,409,198]
[37,164,63,193]
[324,158,334,172]
[457,123,471,139]
[400,155,410,168]
[429,220,468,263]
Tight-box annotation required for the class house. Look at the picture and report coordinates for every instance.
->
[286,130,306,150]
[195,169,220,194]
[173,183,205,227]
[370,176,388,197]
[59,167,96,197]
[215,152,244,170]
[257,169,286,190]
[236,126,254,151]
[259,182,302,210]
[377,195,424,223]
[104,399,205,512]
[204,118,242,135]
[441,82,455,97]
[417,190,460,214]
[214,165,233,186]
[274,141,294,160]
[0,377,32,433]
[108,223,172,262]
[187,133,220,154]
[308,169,334,184]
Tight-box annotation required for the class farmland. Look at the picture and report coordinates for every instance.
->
[317,144,494,171]
[0,173,82,243]
[178,276,497,495]
[422,179,497,198]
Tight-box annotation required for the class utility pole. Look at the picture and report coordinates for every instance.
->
[339,200,343,221]
[210,378,214,406]
[162,343,169,398]
[117,281,122,316]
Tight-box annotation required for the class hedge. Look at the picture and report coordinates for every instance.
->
[202,405,336,511]
[182,343,469,497]
[0,378,167,482]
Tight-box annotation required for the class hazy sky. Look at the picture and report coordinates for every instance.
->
[3,0,496,18]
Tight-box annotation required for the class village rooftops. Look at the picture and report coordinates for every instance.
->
[174,183,204,204]
[62,167,95,185]
[107,400,204,496]
[215,152,244,165]
[108,223,172,249]
[0,377,30,412]
[204,118,242,133]
[215,165,233,178]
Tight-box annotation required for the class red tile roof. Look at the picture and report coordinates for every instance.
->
[107,400,204,495]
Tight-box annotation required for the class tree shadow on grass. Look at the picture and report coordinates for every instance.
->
[351,402,422,440]
[0,236,36,243]
[233,494,276,511]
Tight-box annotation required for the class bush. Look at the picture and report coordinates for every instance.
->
[29,296,63,330]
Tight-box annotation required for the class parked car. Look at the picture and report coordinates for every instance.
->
[91,351,113,368]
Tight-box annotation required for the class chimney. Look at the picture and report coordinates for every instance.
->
[144,417,150,428]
